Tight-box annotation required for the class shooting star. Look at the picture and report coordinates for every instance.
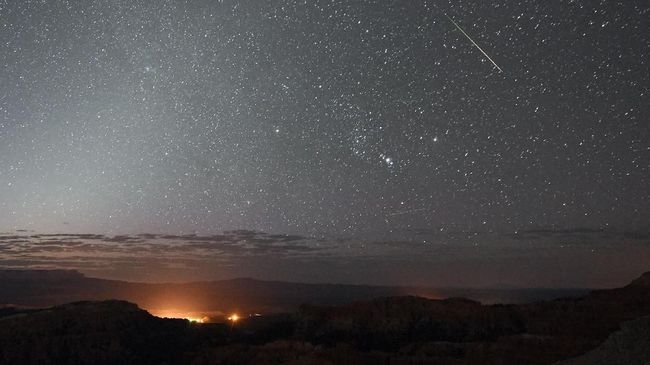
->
[445,14,503,73]
[388,208,428,217]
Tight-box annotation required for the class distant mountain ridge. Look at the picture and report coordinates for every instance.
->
[0,269,589,314]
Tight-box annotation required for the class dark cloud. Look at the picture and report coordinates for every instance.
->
[507,229,650,243]
[1,228,649,287]
[0,230,323,262]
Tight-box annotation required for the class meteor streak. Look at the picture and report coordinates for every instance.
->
[388,208,428,216]
[445,14,503,73]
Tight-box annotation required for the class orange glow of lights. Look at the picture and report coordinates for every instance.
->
[185,316,209,324]
[227,314,240,322]
[150,310,209,324]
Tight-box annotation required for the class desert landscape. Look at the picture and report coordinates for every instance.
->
[1,269,650,364]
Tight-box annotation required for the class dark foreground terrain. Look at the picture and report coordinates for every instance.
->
[1,272,650,364]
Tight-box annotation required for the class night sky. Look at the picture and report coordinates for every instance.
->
[0,1,648,287]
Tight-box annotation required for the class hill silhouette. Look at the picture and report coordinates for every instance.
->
[557,315,650,365]
[0,300,226,365]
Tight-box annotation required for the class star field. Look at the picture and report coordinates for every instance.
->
[0,1,648,285]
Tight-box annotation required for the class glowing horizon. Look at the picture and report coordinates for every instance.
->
[149,309,211,324]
